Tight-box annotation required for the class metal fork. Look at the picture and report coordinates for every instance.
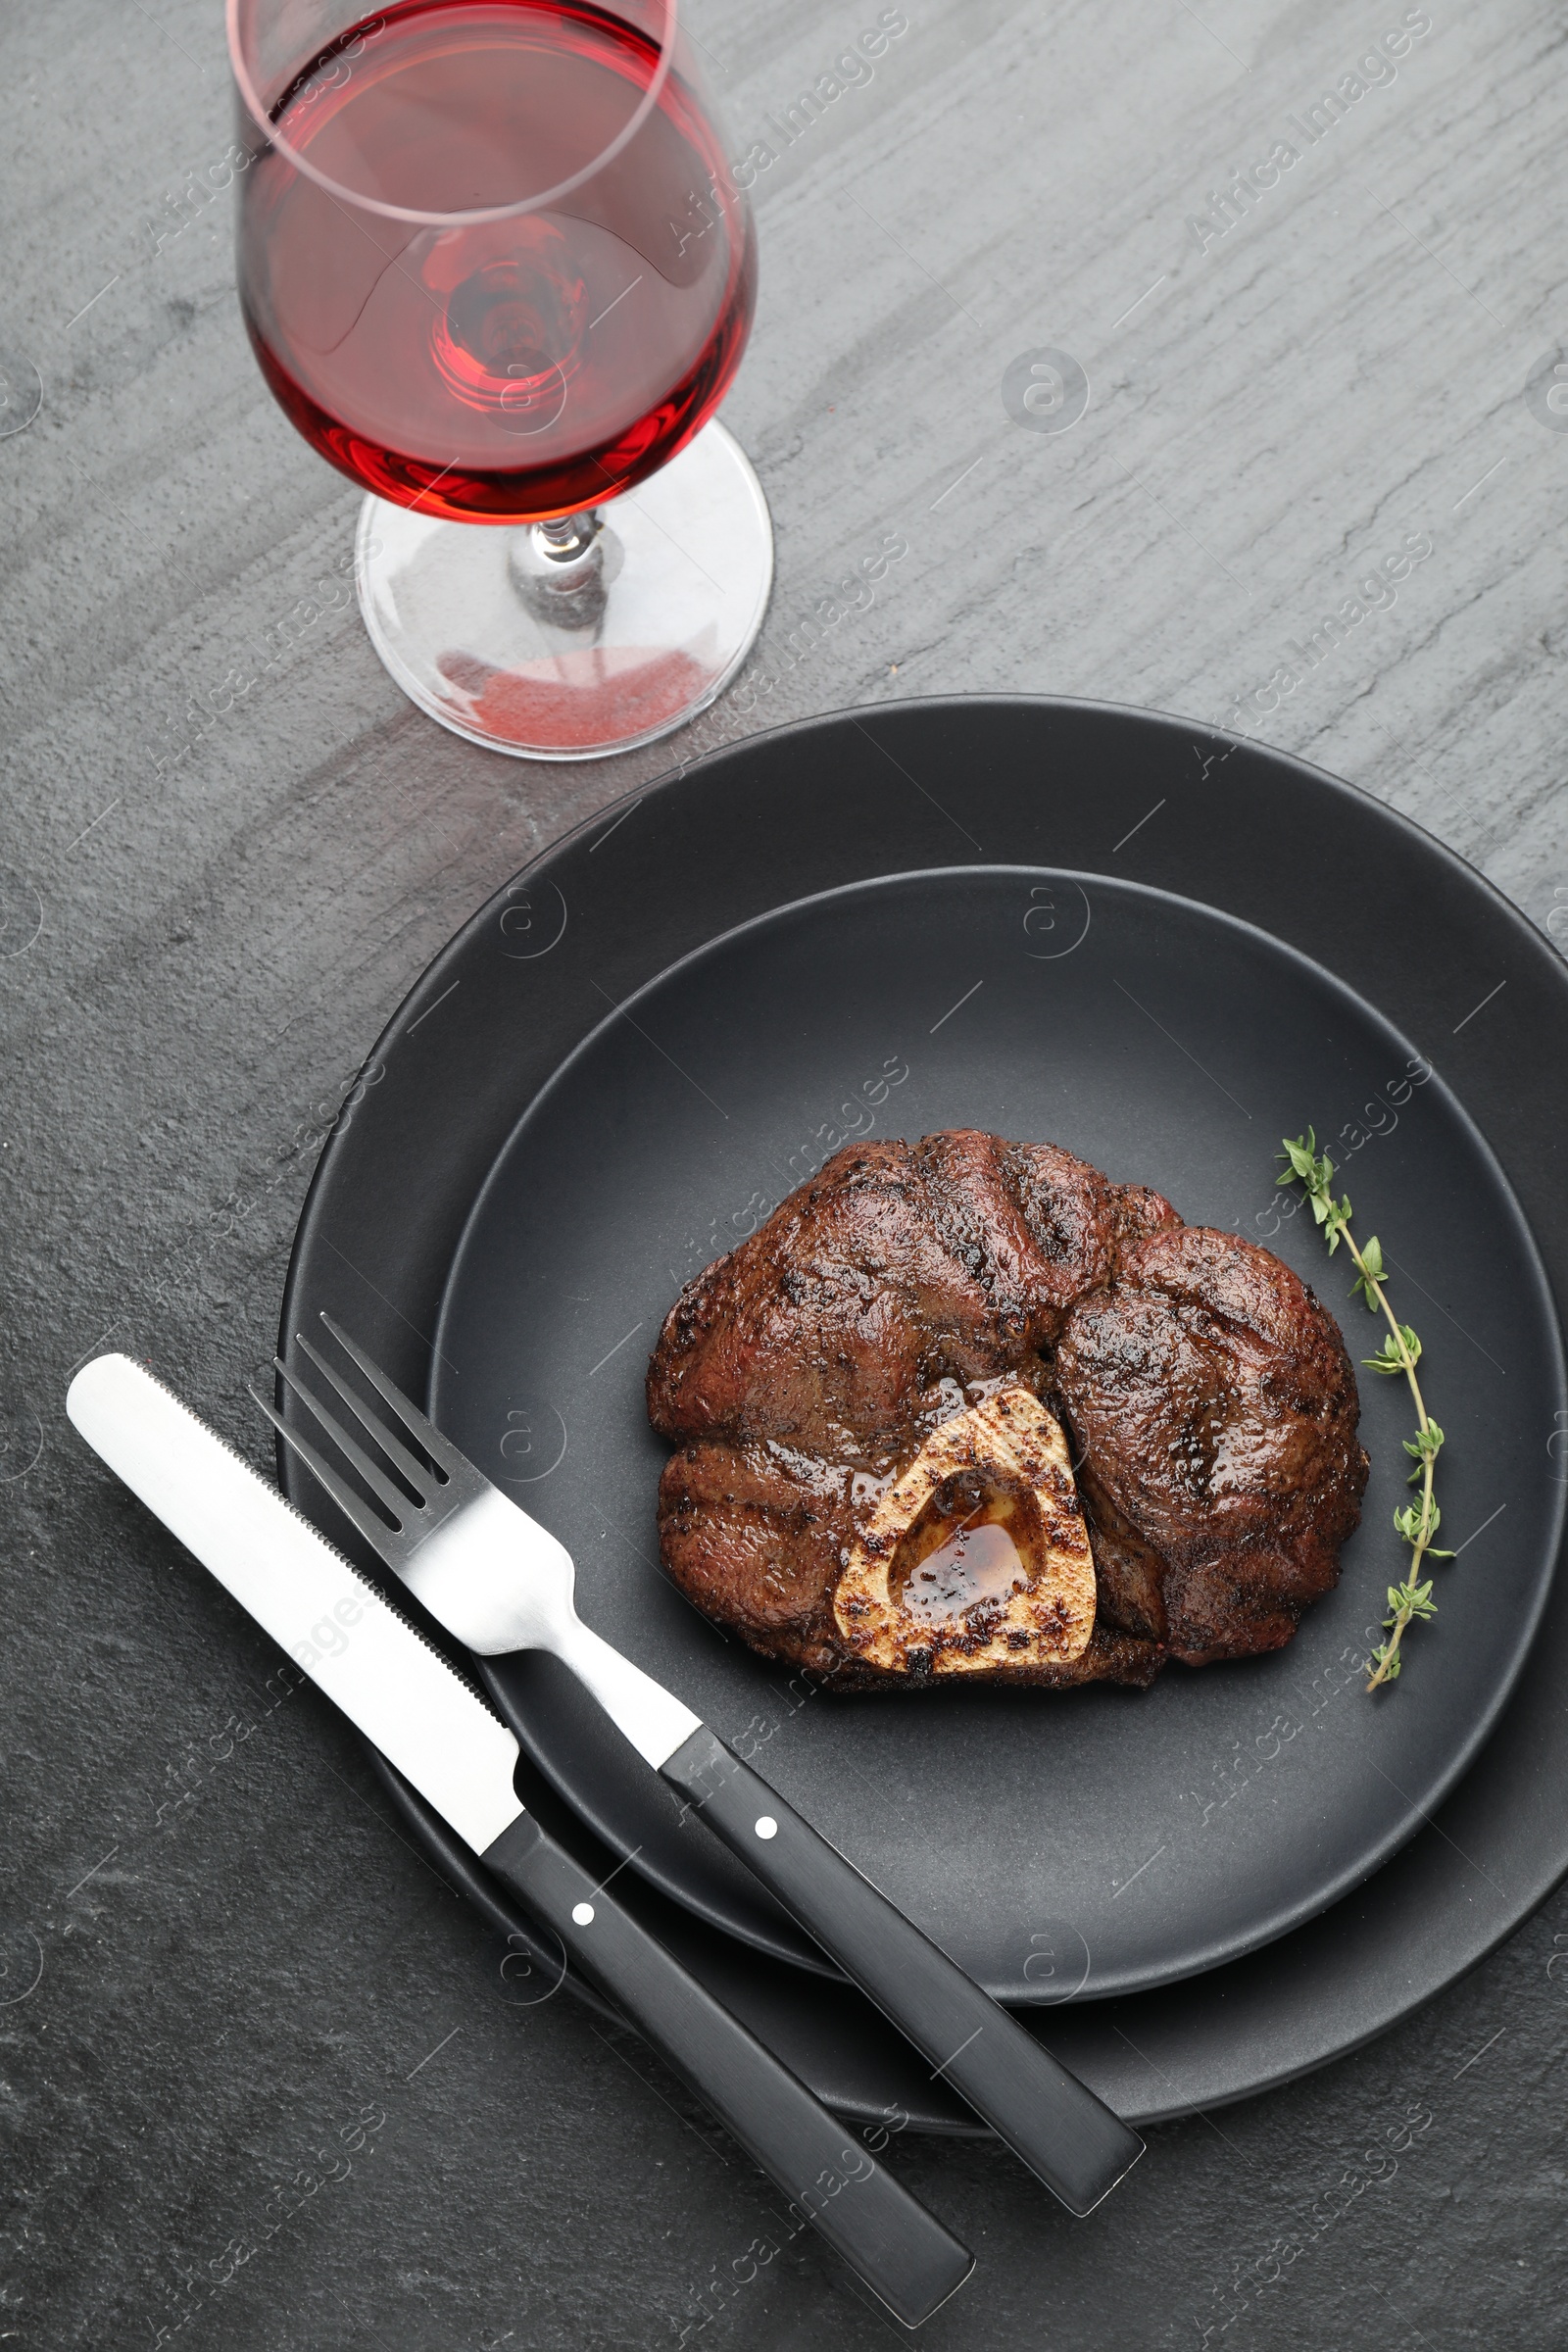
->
[254,1312,1144,2218]
[258,1316,700,1768]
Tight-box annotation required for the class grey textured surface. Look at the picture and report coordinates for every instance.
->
[4,0,1568,2344]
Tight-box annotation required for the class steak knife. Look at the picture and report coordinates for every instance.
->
[66,1353,973,2328]
[260,1313,1145,2216]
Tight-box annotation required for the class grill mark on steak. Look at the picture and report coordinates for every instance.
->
[648,1132,1367,1691]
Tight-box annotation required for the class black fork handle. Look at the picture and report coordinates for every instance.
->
[660,1730,1144,2216]
[481,1813,974,2328]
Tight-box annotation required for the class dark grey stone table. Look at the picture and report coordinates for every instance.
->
[5,1,1567,2343]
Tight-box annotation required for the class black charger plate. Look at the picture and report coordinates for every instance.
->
[279,698,1568,2122]
[432,866,1562,2001]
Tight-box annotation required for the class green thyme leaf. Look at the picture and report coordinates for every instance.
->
[1350,1234,1387,1306]
[1278,1134,1315,1185]
[1381,1578,1436,1628]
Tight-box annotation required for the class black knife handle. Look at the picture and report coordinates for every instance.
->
[481,1813,973,2328]
[661,1730,1143,2216]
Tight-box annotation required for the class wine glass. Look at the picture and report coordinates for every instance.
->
[226,0,771,760]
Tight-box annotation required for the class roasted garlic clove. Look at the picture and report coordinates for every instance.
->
[832,1390,1096,1676]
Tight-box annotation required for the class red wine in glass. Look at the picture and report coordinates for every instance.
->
[228,0,772,756]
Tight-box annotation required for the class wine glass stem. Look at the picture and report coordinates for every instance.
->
[539,511,601,559]
[510,509,607,632]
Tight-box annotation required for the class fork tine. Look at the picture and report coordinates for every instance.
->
[317,1311,473,1481]
[249,1383,404,1560]
[273,1354,419,1524]
[291,1330,432,1495]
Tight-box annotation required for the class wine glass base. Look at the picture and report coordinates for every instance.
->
[355,420,773,761]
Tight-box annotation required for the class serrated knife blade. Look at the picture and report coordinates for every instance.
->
[66,1352,522,1849]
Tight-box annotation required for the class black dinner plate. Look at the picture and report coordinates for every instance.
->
[278,697,1568,2124]
[430,865,1563,2002]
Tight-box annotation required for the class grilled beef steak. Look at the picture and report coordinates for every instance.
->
[648,1133,1367,1690]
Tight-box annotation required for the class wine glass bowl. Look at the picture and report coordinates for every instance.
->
[228,0,771,755]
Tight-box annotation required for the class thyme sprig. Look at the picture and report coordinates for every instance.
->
[1278,1130,1451,1691]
